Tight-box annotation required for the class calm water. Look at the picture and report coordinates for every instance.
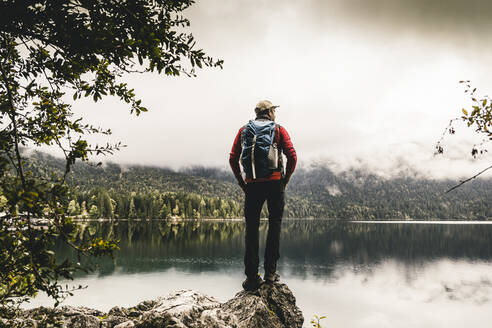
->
[28,219,492,328]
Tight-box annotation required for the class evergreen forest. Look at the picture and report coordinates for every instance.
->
[25,151,492,220]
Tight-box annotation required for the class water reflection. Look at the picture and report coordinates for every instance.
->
[37,220,492,327]
[58,219,492,279]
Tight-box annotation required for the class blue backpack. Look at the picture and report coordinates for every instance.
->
[240,120,280,179]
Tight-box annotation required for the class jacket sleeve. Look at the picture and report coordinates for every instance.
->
[279,126,297,179]
[229,127,244,182]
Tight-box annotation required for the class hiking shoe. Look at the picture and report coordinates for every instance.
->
[264,272,280,283]
[242,274,263,291]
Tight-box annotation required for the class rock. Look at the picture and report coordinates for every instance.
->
[102,315,132,328]
[60,305,103,317]
[258,282,304,328]
[127,310,141,318]
[66,313,100,328]
[223,282,303,328]
[109,306,128,317]
[136,300,155,312]
[1,282,303,328]
[114,321,135,328]
[199,307,239,328]
[136,290,222,328]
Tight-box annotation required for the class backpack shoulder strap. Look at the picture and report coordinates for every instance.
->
[274,124,281,145]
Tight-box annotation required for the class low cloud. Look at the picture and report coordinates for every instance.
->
[37,0,492,183]
[309,140,492,181]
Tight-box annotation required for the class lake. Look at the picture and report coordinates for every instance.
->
[27,219,492,328]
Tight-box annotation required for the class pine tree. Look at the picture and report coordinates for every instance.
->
[80,201,88,218]
[89,205,99,219]
[67,200,80,216]
[128,197,137,220]
[159,204,170,219]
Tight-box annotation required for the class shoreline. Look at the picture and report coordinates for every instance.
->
[70,217,492,222]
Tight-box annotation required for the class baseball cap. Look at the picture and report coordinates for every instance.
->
[254,100,279,114]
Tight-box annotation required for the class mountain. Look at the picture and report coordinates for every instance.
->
[25,151,492,220]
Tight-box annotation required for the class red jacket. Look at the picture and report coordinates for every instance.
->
[229,124,297,183]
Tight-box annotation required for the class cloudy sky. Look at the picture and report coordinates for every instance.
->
[69,0,492,179]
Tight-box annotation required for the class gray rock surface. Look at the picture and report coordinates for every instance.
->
[0,282,303,328]
[224,283,304,328]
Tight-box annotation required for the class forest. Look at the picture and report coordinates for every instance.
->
[26,150,492,220]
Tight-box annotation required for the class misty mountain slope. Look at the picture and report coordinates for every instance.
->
[289,165,492,219]
[25,151,492,219]
[27,152,244,201]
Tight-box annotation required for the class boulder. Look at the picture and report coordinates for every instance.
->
[1,282,303,328]
[223,283,304,328]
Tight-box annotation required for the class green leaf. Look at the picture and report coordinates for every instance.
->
[0,0,222,306]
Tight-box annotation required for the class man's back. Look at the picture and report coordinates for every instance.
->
[228,100,297,291]
[229,120,296,185]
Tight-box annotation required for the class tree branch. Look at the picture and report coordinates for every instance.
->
[446,164,492,193]
[0,61,25,188]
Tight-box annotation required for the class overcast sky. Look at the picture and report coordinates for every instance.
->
[67,0,492,179]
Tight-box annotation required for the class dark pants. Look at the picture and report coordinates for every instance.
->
[244,180,285,278]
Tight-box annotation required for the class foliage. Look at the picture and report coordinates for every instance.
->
[436,81,492,157]
[311,315,326,328]
[70,189,242,220]
[0,0,221,305]
[436,82,492,191]
[27,151,492,221]
[459,83,492,156]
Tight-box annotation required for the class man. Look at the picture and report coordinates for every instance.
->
[229,100,297,291]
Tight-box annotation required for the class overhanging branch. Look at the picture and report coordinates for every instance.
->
[446,164,492,193]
